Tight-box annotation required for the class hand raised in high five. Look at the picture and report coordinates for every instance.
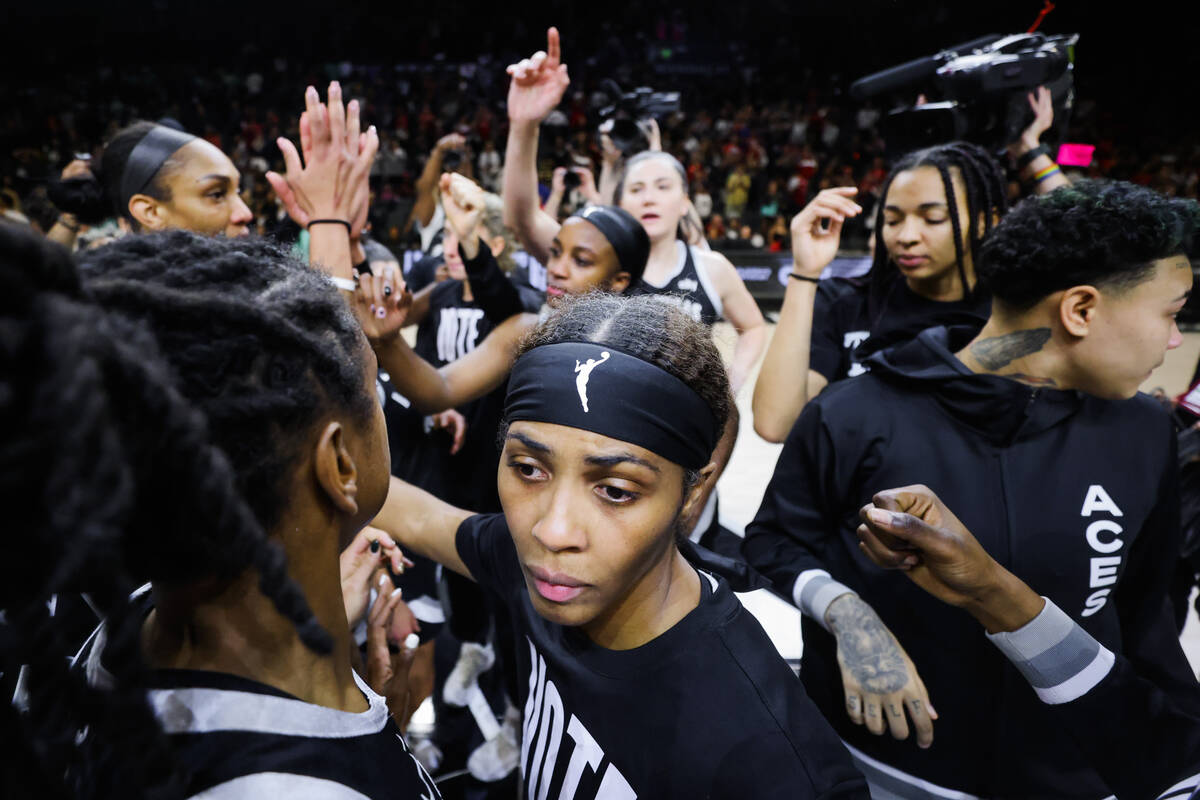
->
[506,27,570,124]
[789,187,862,279]
[858,487,1047,633]
[266,81,378,229]
[440,172,487,259]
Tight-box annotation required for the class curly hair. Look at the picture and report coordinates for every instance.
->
[978,179,1200,310]
[2,228,385,797]
[867,141,1009,321]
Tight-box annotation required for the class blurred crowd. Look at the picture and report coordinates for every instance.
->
[3,15,1199,256]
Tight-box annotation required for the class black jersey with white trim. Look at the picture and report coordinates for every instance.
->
[455,512,868,799]
[150,670,440,799]
[413,278,505,513]
[630,240,723,326]
[75,609,441,799]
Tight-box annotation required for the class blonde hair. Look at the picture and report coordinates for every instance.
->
[481,192,518,274]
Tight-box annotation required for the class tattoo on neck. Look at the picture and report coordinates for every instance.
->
[825,595,910,694]
[970,328,1052,371]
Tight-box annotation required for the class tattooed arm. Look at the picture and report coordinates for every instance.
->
[825,593,938,747]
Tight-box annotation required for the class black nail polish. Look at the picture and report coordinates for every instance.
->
[369,540,379,553]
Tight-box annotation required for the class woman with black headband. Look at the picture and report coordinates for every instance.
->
[360,172,651,415]
[501,28,766,394]
[372,293,868,799]
[57,120,253,243]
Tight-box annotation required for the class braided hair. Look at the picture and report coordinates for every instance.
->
[866,141,1009,323]
[1,228,374,797]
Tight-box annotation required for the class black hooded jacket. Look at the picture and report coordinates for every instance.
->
[743,325,1200,798]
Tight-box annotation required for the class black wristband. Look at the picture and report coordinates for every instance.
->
[1015,144,1051,171]
[306,218,351,232]
[56,216,80,233]
[789,273,821,284]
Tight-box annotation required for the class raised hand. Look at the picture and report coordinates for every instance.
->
[435,132,466,155]
[599,131,622,166]
[825,593,938,748]
[353,265,412,342]
[506,27,571,124]
[266,82,378,227]
[858,486,1046,632]
[635,117,662,152]
[1011,86,1054,155]
[573,167,600,204]
[440,172,487,259]
[789,187,862,279]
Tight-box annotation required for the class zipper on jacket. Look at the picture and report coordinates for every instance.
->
[1004,388,1040,447]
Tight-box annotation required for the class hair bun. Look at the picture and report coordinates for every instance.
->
[47,173,110,225]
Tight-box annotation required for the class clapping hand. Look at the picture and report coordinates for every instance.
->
[266,81,378,234]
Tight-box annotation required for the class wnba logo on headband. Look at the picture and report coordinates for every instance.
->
[573,351,610,413]
[506,342,720,470]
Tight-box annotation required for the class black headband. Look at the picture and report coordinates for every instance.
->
[504,341,720,470]
[119,126,197,210]
[570,205,649,280]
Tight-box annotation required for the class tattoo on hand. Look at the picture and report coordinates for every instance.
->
[970,328,1051,370]
[827,596,910,693]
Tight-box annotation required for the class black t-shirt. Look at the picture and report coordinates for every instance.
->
[810,276,989,383]
[454,513,868,800]
[413,279,505,512]
[406,253,444,293]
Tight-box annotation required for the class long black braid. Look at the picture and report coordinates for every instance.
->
[866,141,1009,324]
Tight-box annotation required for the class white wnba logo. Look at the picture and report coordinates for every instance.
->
[574,351,610,413]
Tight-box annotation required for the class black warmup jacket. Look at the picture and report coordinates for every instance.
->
[743,325,1200,799]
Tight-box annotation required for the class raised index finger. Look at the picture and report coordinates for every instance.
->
[547,27,561,67]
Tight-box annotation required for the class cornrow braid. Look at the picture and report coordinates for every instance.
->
[2,227,365,796]
[866,141,1008,324]
[79,231,374,536]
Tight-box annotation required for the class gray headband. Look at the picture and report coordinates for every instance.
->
[119,126,197,210]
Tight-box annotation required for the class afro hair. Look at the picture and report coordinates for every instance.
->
[978,179,1200,310]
